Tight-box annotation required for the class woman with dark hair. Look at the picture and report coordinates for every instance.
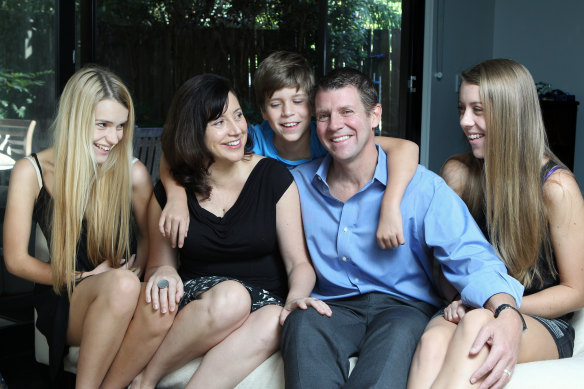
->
[132,74,331,389]
[407,59,584,389]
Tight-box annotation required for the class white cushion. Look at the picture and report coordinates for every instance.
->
[36,282,584,388]
[506,308,584,388]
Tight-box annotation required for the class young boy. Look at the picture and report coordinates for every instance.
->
[158,51,419,250]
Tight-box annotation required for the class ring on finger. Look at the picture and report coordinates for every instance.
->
[503,369,512,377]
[157,279,169,289]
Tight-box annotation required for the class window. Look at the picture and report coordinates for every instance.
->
[0,0,57,148]
[91,0,423,141]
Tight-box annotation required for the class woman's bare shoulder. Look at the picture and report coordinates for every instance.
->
[543,168,583,208]
[440,154,471,196]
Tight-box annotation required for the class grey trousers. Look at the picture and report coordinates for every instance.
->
[281,293,435,389]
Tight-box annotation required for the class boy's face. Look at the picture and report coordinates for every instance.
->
[261,87,311,144]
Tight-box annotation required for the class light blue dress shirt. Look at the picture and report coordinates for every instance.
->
[292,145,524,309]
[249,120,327,168]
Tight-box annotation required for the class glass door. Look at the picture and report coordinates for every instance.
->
[92,0,421,141]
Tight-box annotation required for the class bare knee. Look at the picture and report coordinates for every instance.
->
[414,323,453,368]
[197,281,251,330]
[456,309,493,339]
[134,287,177,336]
[99,269,141,315]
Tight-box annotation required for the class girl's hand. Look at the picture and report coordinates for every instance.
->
[80,259,114,279]
[145,266,183,314]
[443,299,468,324]
[376,207,406,249]
[279,297,332,325]
[120,254,142,277]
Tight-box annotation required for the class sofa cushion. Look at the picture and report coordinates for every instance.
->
[37,308,584,388]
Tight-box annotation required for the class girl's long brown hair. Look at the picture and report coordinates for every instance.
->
[454,59,558,289]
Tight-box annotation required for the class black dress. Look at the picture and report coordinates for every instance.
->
[154,157,293,299]
[30,154,137,380]
[28,154,96,380]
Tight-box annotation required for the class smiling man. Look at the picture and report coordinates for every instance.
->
[280,68,526,389]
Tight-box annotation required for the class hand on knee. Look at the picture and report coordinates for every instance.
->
[457,309,494,339]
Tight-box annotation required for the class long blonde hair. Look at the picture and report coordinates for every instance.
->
[457,59,556,288]
[51,66,135,296]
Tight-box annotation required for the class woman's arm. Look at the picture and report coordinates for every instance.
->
[520,169,584,318]
[275,182,332,325]
[158,154,190,248]
[3,158,52,285]
[440,157,469,197]
[373,136,419,249]
[144,193,183,314]
[131,160,153,274]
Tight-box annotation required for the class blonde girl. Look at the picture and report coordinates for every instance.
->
[4,66,174,388]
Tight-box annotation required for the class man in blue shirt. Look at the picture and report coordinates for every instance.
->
[280,68,526,389]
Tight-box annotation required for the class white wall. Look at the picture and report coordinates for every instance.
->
[422,0,584,188]
[422,0,495,172]
[493,0,584,187]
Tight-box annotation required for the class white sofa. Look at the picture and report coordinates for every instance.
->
[34,226,584,387]
[36,305,584,388]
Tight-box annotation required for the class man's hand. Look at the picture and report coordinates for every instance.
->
[469,307,523,389]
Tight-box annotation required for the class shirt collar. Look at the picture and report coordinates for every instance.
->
[373,144,388,186]
[312,144,388,188]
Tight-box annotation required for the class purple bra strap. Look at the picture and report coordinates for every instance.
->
[544,166,564,182]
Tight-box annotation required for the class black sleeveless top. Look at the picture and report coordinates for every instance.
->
[154,157,292,298]
[30,153,135,380]
[29,153,91,381]
[475,161,565,297]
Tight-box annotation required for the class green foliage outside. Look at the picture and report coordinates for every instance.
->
[96,0,401,69]
[0,70,51,119]
[0,0,55,120]
[328,0,401,69]
[0,0,401,123]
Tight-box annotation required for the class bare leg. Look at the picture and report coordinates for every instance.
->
[515,315,559,362]
[430,310,560,389]
[135,281,252,389]
[67,269,141,389]
[430,309,494,389]
[186,304,282,389]
[407,315,457,389]
[101,283,176,389]
[432,312,559,389]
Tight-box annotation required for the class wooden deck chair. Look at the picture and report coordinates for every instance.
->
[133,126,163,184]
[0,119,36,160]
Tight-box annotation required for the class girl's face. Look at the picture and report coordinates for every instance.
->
[458,82,487,159]
[204,92,248,164]
[93,99,127,164]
